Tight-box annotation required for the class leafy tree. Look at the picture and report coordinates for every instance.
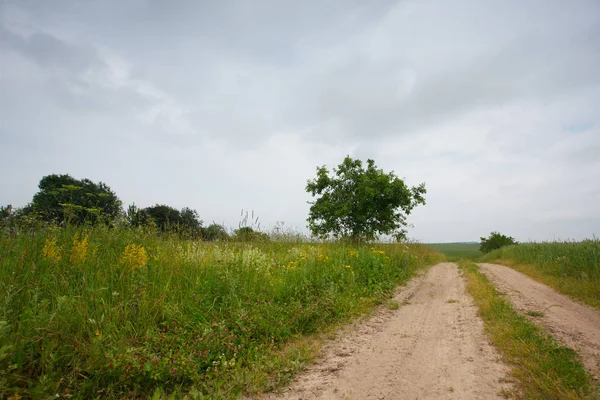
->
[180,207,203,237]
[203,223,229,241]
[306,156,426,242]
[143,204,203,238]
[480,232,518,254]
[31,174,121,224]
[125,203,150,227]
[0,204,12,220]
[233,227,269,242]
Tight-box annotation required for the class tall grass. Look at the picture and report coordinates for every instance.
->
[482,239,600,309]
[0,226,441,399]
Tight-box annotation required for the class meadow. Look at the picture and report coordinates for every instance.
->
[423,242,482,260]
[0,226,441,399]
[482,239,600,309]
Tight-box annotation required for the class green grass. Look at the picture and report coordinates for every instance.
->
[482,239,600,310]
[0,226,442,399]
[460,261,596,399]
[424,242,482,260]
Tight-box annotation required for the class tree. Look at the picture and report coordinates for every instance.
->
[143,204,203,238]
[203,223,229,241]
[306,156,426,242]
[480,232,518,254]
[125,203,151,227]
[31,174,121,224]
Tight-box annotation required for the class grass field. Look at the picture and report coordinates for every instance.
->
[424,242,482,260]
[482,239,600,309]
[0,226,442,399]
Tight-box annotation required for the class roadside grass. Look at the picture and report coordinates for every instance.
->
[482,239,600,310]
[425,242,481,261]
[0,226,442,399]
[459,261,596,399]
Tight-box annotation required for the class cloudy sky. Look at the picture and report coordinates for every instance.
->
[1,0,599,242]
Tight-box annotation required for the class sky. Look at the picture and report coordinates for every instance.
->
[1,0,599,243]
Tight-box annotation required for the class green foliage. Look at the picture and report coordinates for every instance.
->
[0,226,442,398]
[30,174,122,225]
[306,156,426,242]
[0,204,12,220]
[203,223,229,241]
[142,204,203,238]
[233,226,269,242]
[479,231,517,254]
[125,203,151,227]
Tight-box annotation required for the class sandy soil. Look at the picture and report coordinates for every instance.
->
[479,263,600,382]
[259,263,512,400]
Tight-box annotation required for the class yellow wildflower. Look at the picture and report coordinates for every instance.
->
[345,265,351,269]
[42,237,62,264]
[69,233,90,266]
[121,244,148,270]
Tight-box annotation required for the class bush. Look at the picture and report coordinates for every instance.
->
[480,231,517,254]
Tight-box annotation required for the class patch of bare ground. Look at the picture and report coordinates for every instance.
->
[255,263,512,400]
[479,263,600,383]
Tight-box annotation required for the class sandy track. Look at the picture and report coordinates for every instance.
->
[479,263,600,382]
[260,263,511,400]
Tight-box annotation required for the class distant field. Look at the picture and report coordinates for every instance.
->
[424,242,482,260]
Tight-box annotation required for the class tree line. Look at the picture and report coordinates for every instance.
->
[2,156,432,243]
[0,174,269,241]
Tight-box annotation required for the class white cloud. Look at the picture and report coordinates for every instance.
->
[1,0,599,241]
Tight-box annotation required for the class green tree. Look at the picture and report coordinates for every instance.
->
[233,227,269,242]
[480,232,518,254]
[31,174,121,224]
[203,223,229,241]
[143,204,203,238]
[125,203,151,227]
[306,156,426,242]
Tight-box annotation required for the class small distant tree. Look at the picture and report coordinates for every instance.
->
[306,156,426,242]
[203,223,229,241]
[143,204,203,238]
[233,227,269,242]
[480,232,518,254]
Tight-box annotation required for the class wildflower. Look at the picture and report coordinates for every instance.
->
[42,237,62,264]
[69,233,90,266]
[121,244,148,269]
[345,265,351,269]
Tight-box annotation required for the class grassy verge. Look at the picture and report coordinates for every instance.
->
[481,239,600,310]
[459,261,596,399]
[0,226,442,399]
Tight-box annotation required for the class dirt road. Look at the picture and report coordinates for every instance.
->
[479,263,600,381]
[262,263,512,399]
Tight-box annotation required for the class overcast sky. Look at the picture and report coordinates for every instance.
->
[1,0,599,242]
